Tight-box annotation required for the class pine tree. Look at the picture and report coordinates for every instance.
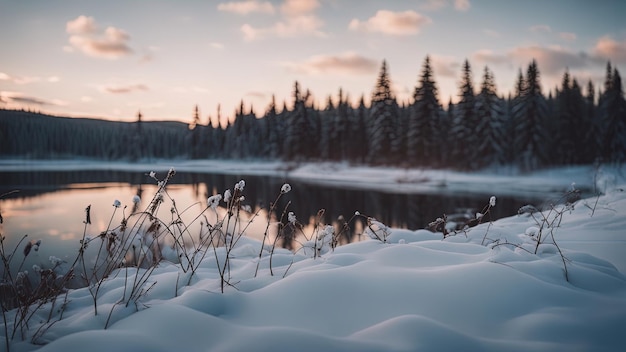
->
[283,81,309,160]
[319,94,335,160]
[189,105,202,159]
[130,110,143,161]
[601,65,626,163]
[554,70,576,164]
[474,66,502,169]
[264,95,281,158]
[407,56,440,166]
[583,80,601,163]
[514,60,549,171]
[349,95,369,162]
[334,88,350,160]
[452,59,477,169]
[367,60,398,164]
[439,98,454,167]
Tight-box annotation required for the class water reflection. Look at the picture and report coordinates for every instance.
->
[1,169,544,278]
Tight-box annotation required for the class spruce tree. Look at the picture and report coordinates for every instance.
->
[601,66,626,163]
[283,81,309,160]
[319,94,335,160]
[349,95,369,162]
[554,70,575,164]
[452,59,477,169]
[334,88,350,160]
[265,95,281,158]
[367,60,398,164]
[514,60,549,170]
[474,66,502,169]
[583,80,601,163]
[189,105,202,159]
[407,56,440,166]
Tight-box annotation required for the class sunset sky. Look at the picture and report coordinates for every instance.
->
[1,0,625,126]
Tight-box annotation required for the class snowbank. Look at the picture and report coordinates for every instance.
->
[3,182,626,352]
[2,159,623,198]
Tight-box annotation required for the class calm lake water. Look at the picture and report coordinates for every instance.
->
[0,168,546,279]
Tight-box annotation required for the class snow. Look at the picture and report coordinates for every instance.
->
[1,159,619,199]
[2,168,626,351]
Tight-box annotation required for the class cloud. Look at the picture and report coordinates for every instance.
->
[66,16,133,59]
[172,86,210,94]
[281,0,319,16]
[245,91,267,99]
[454,0,471,11]
[430,55,461,78]
[239,0,323,40]
[508,45,594,74]
[0,72,60,84]
[349,10,432,36]
[66,15,97,34]
[593,36,626,64]
[102,84,149,94]
[529,24,552,33]
[473,46,601,75]
[0,72,40,84]
[217,0,275,15]
[241,15,325,40]
[282,52,378,75]
[559,32,577,42]
[419,0,470,12]
[0,91,67,106]
[472,49,510,65]
[419,0,447,11]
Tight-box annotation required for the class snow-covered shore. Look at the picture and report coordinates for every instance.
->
[1,164,625,351]
[1,159,621,198]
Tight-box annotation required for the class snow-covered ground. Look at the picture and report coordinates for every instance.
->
[1,159,621,198]
[1,161,625,351]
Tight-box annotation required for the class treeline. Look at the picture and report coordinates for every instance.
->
[1,57,625,170]
[0,112,189,160]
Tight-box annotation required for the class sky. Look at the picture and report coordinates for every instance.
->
[1,0,625,126]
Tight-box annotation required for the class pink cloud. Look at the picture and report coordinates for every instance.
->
[65,16,133,59]
[217,0,275,15]
[593,36,626,64]
[282,52,378,75]
[349,10,432,36]
[241,15,325,41]
[281,0,319,16]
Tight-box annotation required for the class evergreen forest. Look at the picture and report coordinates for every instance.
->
[1,57,625,171]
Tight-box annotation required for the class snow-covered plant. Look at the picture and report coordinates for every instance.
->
[315,225,334,256]
[208,194,222,209]
[288,211,297,225]
[428,216,448,238]
[479,195,497,245]
[364,218,390,243]
[493,185,580,282]
[223,189,232,203]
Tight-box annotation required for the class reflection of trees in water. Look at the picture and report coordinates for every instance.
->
[192,173,539,249]
[2,170,542,249]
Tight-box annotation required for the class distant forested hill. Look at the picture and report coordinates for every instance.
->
[0,109,190,160]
